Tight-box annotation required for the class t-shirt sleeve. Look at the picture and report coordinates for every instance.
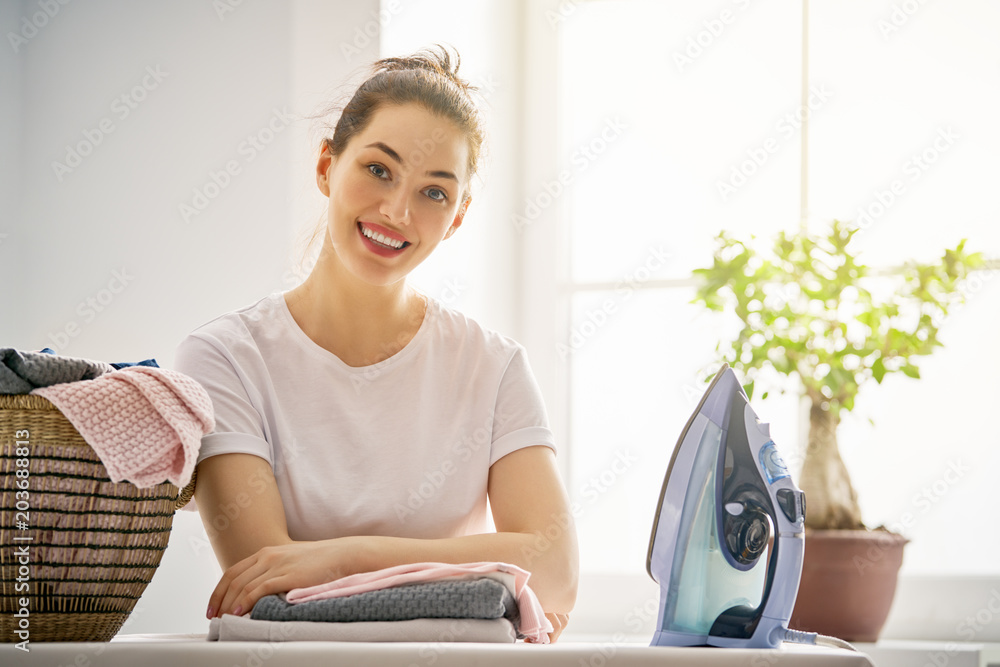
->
[173,332,274,470]
[489,345,557,466]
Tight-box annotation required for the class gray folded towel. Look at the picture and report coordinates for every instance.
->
[250,578,519,625]
[0,348,115,395]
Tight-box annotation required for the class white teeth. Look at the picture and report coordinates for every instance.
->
[362,225,404,249]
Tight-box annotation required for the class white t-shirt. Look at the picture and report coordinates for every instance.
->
[173,291,555,542]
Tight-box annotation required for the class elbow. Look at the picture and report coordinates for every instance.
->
[549,557,579,614]
[529,523,580,614]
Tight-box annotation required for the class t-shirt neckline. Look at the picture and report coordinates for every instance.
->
[273,290,436,373]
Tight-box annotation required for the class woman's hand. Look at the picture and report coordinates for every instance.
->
[543,612,569,643]
[206,538,362,619]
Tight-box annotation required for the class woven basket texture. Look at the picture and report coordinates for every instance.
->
[1,394,182,642]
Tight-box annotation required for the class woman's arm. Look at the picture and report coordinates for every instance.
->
[195,453,295,570]
[205,446,579,627]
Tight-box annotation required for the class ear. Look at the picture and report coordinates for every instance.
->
[443,196,471,240]
[316,143,334,197]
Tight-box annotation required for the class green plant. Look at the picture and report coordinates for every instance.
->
[692,219,983,529]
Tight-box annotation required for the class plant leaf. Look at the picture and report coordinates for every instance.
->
[872,356,886,384]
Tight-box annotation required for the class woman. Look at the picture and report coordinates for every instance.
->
[174,46,579,642]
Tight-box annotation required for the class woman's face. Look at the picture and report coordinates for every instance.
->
[318,102,471,288]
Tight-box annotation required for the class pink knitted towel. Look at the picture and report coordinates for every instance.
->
[31,366,214,488]
[285,561,554,643]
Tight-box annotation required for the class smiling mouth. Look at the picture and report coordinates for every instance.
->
[358,222,410,250]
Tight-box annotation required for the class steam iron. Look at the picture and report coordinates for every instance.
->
[646,363,806,648]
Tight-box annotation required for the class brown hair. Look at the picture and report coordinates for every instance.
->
[325,44,485,192]
[292,45,486,278]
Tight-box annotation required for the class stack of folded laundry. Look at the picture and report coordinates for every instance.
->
[1,346,213,488]
[209,562,554,644]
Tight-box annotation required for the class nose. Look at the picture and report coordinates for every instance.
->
[379,184,410,225]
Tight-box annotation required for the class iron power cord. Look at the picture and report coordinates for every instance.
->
[782,628,859,652]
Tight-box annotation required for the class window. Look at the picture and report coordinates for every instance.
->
[553,0,1000,577]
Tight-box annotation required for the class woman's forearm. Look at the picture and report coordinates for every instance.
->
[344,528,579,614]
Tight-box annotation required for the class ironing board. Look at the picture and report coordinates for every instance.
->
[0,633,875,666]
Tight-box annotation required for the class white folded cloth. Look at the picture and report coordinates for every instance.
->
[207,614,517,643]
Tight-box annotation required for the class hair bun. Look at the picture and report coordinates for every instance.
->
[374,44,477,95]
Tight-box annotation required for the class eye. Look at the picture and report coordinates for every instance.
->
[424,187,448,202]
[367,163,389,179]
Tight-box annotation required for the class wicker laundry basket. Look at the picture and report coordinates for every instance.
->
[0,394,191,642]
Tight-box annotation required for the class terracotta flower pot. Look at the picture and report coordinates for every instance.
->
[789,529,908,642]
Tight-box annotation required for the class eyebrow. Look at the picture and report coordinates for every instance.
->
[365,142,459,182]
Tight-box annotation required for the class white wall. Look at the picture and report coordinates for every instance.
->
[8,0,293,360]
[1,2,24,344]
[1,0,381,635]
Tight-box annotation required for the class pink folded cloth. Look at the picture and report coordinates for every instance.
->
[285,561,554,643]
[31,366,214,488]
